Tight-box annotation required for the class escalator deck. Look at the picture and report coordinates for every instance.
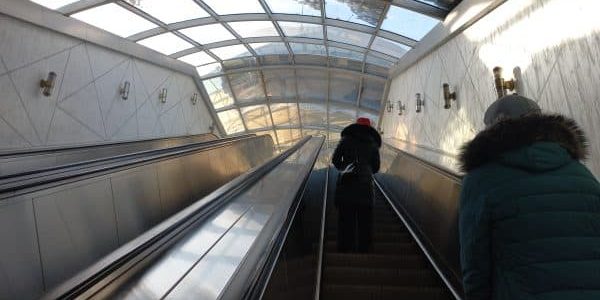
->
[320,187,453,300]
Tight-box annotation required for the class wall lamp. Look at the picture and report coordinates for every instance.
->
[416,93,424,113]
[40,72,57,97]
[443,83,457,109]
[386,101,394,113]
[191,93,199,105]
[120,81,130,100]
[159,88,168,103]
[397,100,406,116]
[493,66,516,98]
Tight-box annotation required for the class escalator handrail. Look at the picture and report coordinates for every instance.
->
[44,136,313,300]
[373,179,464,300]
[0,134,259,198]
[314,165,330,300]
[240,137,325,300]
[0,133,219,158]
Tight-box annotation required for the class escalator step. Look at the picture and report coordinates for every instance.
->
[325,253,428,269]
[322,284,451,300]
[322,266,441,287]
[325,241,419,254]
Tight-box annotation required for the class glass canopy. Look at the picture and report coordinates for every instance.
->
[34,0,455,148]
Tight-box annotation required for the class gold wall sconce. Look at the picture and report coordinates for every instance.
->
[120,81,130,100]
[159,88,168,103]
[40,72,57,97]
[416,93,424,113]
[191,93,199,105]
[442,83,457,109]
[386,101,394,113]
[493,66,516,98]
[397,101,406,116]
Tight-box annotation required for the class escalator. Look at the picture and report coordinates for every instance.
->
[320,187,453,299]
[24,136,459,300]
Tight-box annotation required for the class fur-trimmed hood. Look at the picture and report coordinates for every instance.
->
[341,124,382,148]
[459,114,588,172]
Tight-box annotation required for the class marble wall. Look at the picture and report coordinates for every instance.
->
[0,14,214,151]
[381,0,600,178]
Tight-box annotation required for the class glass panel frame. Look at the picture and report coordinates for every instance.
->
[371,37,411,58]
[360,78,385,110]
[203,77,235,109]
[329,72,360,103]
[250,42,290,56]
[217,109,245,135]
[228,21,279,38]
[296,69,328,101]
[202,0,265,15]
[289,43,327,56]
[211,45,252,60]
[131,0,209,24]
[326,26,372,47]
[299,103,327,126]
[270,103,300,127]
[381,5,440,41]
[325,0,385,27]
[240,105,273,130]
[197,62,223,77]
[178,51,215,66]
[228,71,266,103]
[329,104,357,130]
[179,24,236,45]
[137,32,193,55]
[263,70,296,99]
[71,3,157,38]
[265,0,321,16]
[278,22,323,39]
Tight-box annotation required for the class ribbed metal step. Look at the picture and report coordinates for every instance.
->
[319,186,453,300]
[322,284,450,300]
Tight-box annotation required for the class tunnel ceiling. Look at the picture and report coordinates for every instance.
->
[32,0,455,148]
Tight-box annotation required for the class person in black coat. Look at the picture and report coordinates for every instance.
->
[332,117,382,252]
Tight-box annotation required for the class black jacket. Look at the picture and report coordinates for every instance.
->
[332,124,381,206]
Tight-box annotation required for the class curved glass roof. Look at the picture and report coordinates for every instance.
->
[32,0,454,148]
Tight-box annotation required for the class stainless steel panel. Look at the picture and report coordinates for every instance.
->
[113,203,250,299]
[34,179,119,289]
[111,166,163,244]
[0,197,44,300]
[156,159,193,217]
[375,144,462,287]
[180,151,215,200]
[165,205,274,300]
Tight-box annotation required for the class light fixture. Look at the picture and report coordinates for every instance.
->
[386,101,393,113]
[397,100,406,116]
[416,93,424,113]
[159,88,168,103]
[40,72,57,97]
[120,81,130,100]
[493,66,516,98]
[191,93,199,105]
[443,83,457,109]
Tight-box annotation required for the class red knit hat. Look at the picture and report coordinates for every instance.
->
[356,117,371,127]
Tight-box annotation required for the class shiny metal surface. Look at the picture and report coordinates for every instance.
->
[0,135,275,299]
[111,166,163,243]
[375,143,463,295]
[90,137,323,300]
[0,134,216,177]
[34,179,119,289]
[0,197,44,300]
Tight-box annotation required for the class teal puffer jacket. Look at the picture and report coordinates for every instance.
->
[458,115,600,300]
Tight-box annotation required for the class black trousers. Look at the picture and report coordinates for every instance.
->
[337,204,373,253]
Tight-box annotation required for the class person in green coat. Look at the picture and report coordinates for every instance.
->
[458,95,600,300]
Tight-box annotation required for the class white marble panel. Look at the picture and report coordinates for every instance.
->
[9,50,69,144]
[0,73,40,145]
[58,82,106,139]
[58,44,94,102]
[87,43,129,79]
[0,15,78,72]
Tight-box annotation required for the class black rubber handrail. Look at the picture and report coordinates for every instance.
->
[0,134,258,198]
[241,137,324,300]
[44,136,313,300]
[0,133,218,158]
